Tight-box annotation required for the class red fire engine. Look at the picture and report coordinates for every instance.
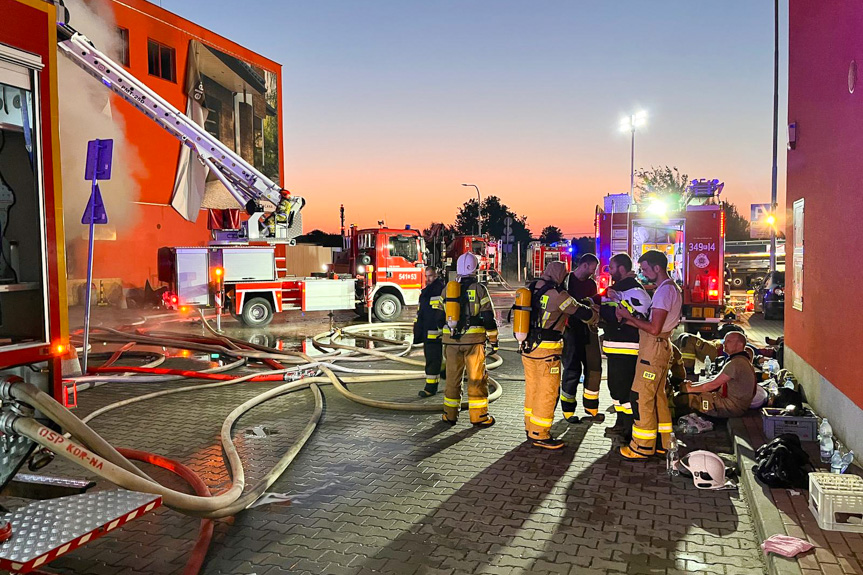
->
[443,235,500,280]
[595,181,726,334]
[330,225,426,321]
[526,241,573,280]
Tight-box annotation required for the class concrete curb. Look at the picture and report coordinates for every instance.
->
[728,417,803,575]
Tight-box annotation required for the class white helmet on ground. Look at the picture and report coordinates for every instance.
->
[680,450,730,489]
[456,253,479,277]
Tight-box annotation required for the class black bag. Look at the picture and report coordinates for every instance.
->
[753,433,813,489]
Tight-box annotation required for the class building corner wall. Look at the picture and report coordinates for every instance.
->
[786,346,863,456]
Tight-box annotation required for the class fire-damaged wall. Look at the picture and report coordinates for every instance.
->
[62,0,283,301]
[786,0,863,454]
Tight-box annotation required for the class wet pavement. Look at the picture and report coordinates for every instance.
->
[7,303,770,574]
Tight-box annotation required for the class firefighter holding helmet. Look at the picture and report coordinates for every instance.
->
[514,261,597,449]
[439,253,498,427]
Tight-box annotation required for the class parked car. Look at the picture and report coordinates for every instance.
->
[755,271,785,320]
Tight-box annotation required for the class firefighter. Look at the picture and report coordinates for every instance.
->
[598,253,651,441]
[675,333,722,376]
[674,332,757,418]
[522,261,597,449]
[415,267,447,397]
[440,253,498,427]
[560,254,603,423]
[615,250,683,460]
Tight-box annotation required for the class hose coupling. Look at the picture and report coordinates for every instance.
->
[0,375,23,400]
[0,411,20,435]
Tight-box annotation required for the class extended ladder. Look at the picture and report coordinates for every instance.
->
[56,23,302,237]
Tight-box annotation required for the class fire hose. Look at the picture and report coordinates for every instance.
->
[8,322,505,514]
[0,319,510,575]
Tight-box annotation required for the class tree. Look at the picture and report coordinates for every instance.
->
[297,229,342,247]
[539,226,564,244]
[454,195,531,246]
[635,166,689,206]
[570,236,596,257]
[721,201,751,241]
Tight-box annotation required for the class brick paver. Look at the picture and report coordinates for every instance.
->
[19,314,767,574]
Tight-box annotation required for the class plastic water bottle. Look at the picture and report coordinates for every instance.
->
[768,378,779,396]
[819,419,835,463]
[784,375,795,389]
[840,451,855,474]
[704,357,713,376]
[819,418,834,441]
[667,433,680,477]
[765,359,780,375]
[831,450,843,474]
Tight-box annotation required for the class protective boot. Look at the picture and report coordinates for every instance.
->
[619,445,648,460]
[605,412,631,438]
[532,436,564,450]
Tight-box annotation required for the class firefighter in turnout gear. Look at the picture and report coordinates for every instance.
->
[522,261,597,449]
[598,254,651,442]
[560,254,603,422]
[675,333,721,377]
[615,250,683,460]
[439,253,498,427]
[415,267,447,397]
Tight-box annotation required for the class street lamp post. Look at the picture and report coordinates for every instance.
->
[769,0,779,272]
[620,111,647,201]
[462,183,481,236]
[620,111,647,255]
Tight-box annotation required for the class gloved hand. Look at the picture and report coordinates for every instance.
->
[412,321,422,345]
[488,340,499,355]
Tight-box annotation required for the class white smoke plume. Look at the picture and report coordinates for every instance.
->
[58,0,146,272]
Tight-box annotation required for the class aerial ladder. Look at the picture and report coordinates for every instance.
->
[56,21,304,241]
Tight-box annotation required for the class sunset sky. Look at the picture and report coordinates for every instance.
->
[162,0,788,236]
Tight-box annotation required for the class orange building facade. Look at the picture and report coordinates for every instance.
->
[64,0,283,296]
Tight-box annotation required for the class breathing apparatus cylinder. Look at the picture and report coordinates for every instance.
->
[445,280,461,330]
[513,287,531,343]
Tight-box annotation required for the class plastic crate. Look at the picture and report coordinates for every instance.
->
[761,408,817,442]
[808,473,863,533]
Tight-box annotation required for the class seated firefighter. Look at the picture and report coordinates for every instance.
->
[673,332,757,418]
[675,332,722,377]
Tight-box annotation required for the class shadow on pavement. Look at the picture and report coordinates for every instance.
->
[364,422,592,573]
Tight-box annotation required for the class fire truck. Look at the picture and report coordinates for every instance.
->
[595,181,726,335]
[526,241,573,280]
[330,224,426,322]
[0,3,163,571]
[426,228,501,282]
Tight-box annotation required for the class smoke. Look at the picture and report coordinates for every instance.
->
[58,0,146,256]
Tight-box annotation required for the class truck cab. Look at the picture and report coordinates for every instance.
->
[332,225,426,321]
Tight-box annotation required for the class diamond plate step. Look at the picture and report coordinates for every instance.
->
[0,490,161,573]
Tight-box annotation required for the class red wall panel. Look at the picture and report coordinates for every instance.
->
[786,0,863,408]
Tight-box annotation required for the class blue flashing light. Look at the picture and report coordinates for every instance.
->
[405,224,411,229]
[569,248,573,253]
[101,78,112,88]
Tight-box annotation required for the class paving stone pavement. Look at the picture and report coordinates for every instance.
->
[19,322,767,575]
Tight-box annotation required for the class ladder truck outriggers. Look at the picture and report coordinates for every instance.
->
[56,21,406,326]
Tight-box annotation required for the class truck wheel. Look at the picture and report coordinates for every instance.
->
[241,297,274,327]
[373,294,402,322]
[226,298,239,319]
